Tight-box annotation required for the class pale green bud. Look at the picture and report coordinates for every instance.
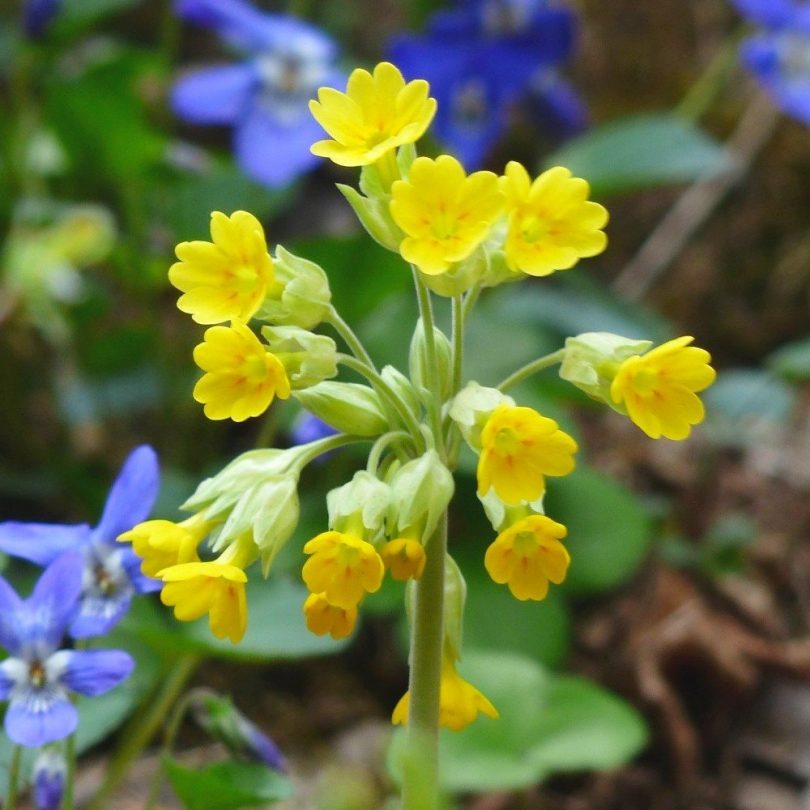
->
[448,381,515,451]
[260,325,337,389]
[292,381,388,437]
[388,450,454,540]
[560,332,653,406]
[257,245,331,329]
[337,184,402,252]
[418,244,488,297]
[443,554,467,663]
[409,318,453,404]
[380,365,421,423]
[51,205,116,266]
[478,488,544,532]
[327,471,391,540]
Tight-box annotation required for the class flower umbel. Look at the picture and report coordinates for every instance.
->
[610,336,716,440]
[501,163,608,277]
[485,514,570,600]
[303,592,358,639]
[170,210,275,325]
[193,321,291,421]
[477,404,577,505]
[390,155,504,275]
[118,517,206,578]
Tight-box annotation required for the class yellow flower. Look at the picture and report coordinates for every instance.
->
[169,211,275,325]
[390,155,504,275]
[193,322,291,422]
[380,538,426,581]
[118,518,205,578]
[159,562,248,643]
[477,404,577,505]
[484,514,570,601]
[302,531,384,609]
[501,163,608,277]
[309,62,436,167]
[303,592,358,640]
[610,336,716,440]
[392,658,499,731]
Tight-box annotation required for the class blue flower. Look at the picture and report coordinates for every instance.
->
[32,747,66,810]
[0,552,134,747]
[389,0,584,167]
[290,412,338,446]
[731,0,810,125]
[171,0,343,187]
[23,0,61,39]
[0,445,160,638]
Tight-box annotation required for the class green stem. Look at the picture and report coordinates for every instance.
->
[294,431,372,468]
[326,307,377,370]
[497,349,565,392]
[402,514,447,810]
[5,744,22,810]
[367,430,415,476]
[254,405,279,448]
[62,733,76,809]
[451,294,464,397]
[87,654,201,810]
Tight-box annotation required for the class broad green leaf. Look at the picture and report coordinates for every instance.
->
[545,465,652,595]
[767,338,810,382]
[546,113,734,196]
[163,759,292,809]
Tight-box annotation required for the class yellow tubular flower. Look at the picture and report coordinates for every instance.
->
[390,155,504,275]
[610,336,716,440]
[501,163,608,277]
[193,321,291,422]
[159,562,248,643]
[484,514,570,601]
[118,518,204,578]
[303,592,358,640]
[169,211,275,324]
[392,657,499,731]
[381,538,426,581]
[309,62,436,167]
[477,404,578,505]
[302,531,384,609]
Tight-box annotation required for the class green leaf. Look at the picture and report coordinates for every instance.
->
[56,0,142,34]
[768,337,810,382]
[546,114,733,196]
[545,465,652,595]
[163,759,292,809]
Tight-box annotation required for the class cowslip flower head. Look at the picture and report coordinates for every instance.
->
[159,562,248,643]
[477,404,577,505]
[310,61,436,167]
[170,210,275,325]
[381,538,426,581]
[392,656,498,731]
[484,514,569,600]
[302,592,358,640]
[390,155,504,275]
[118,517,207,578]
[0,552,134,746]
[500,162,608,276]
[302,531,384,609]
[610,336,716,440]
[0,445,160,638]
[193,321,291,421]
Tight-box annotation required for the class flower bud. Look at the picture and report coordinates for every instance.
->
[260,325,337,389]
[443,554,467,663]
[478,488,544,533]
[33,747,66,810]
[409,318,453,403]
[51,205,117,266]
[418,243,488,297]
[380,364,421,423]
[560,332,653,405]
[448,381,515,451]
[327,471,391,540]
[257,245,331,329]
[293,381,388,437]
[337,184,403,252]
[388,450,454,540]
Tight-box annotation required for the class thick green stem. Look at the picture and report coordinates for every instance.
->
[5,744,22,810]
[402,514,447,810]
[87,654,201,810]
[497,349,565,392]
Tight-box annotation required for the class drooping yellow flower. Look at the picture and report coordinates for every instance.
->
[501,163,608,277]
[159,562,248,643]
[303,592,358,640]
[477,404,577,505]
[392,657,498,731]
[193,321,291,422]
[610,336,716,440]
[390,155,504,275]
[302,531,384,609]
[169,211,275,325]
[381,538,426,581]
[118,517,206,578]
[485,514,570,601]
[309,62,436,167]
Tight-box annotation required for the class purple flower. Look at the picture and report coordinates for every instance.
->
[0,553,134,747]
[389,0,584,167]
[171,0,343,187]
[23,0,61,38]
[0,445,160,638]
[32,747,66,810]
[731,0,810,125]
[290,412,338,446]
